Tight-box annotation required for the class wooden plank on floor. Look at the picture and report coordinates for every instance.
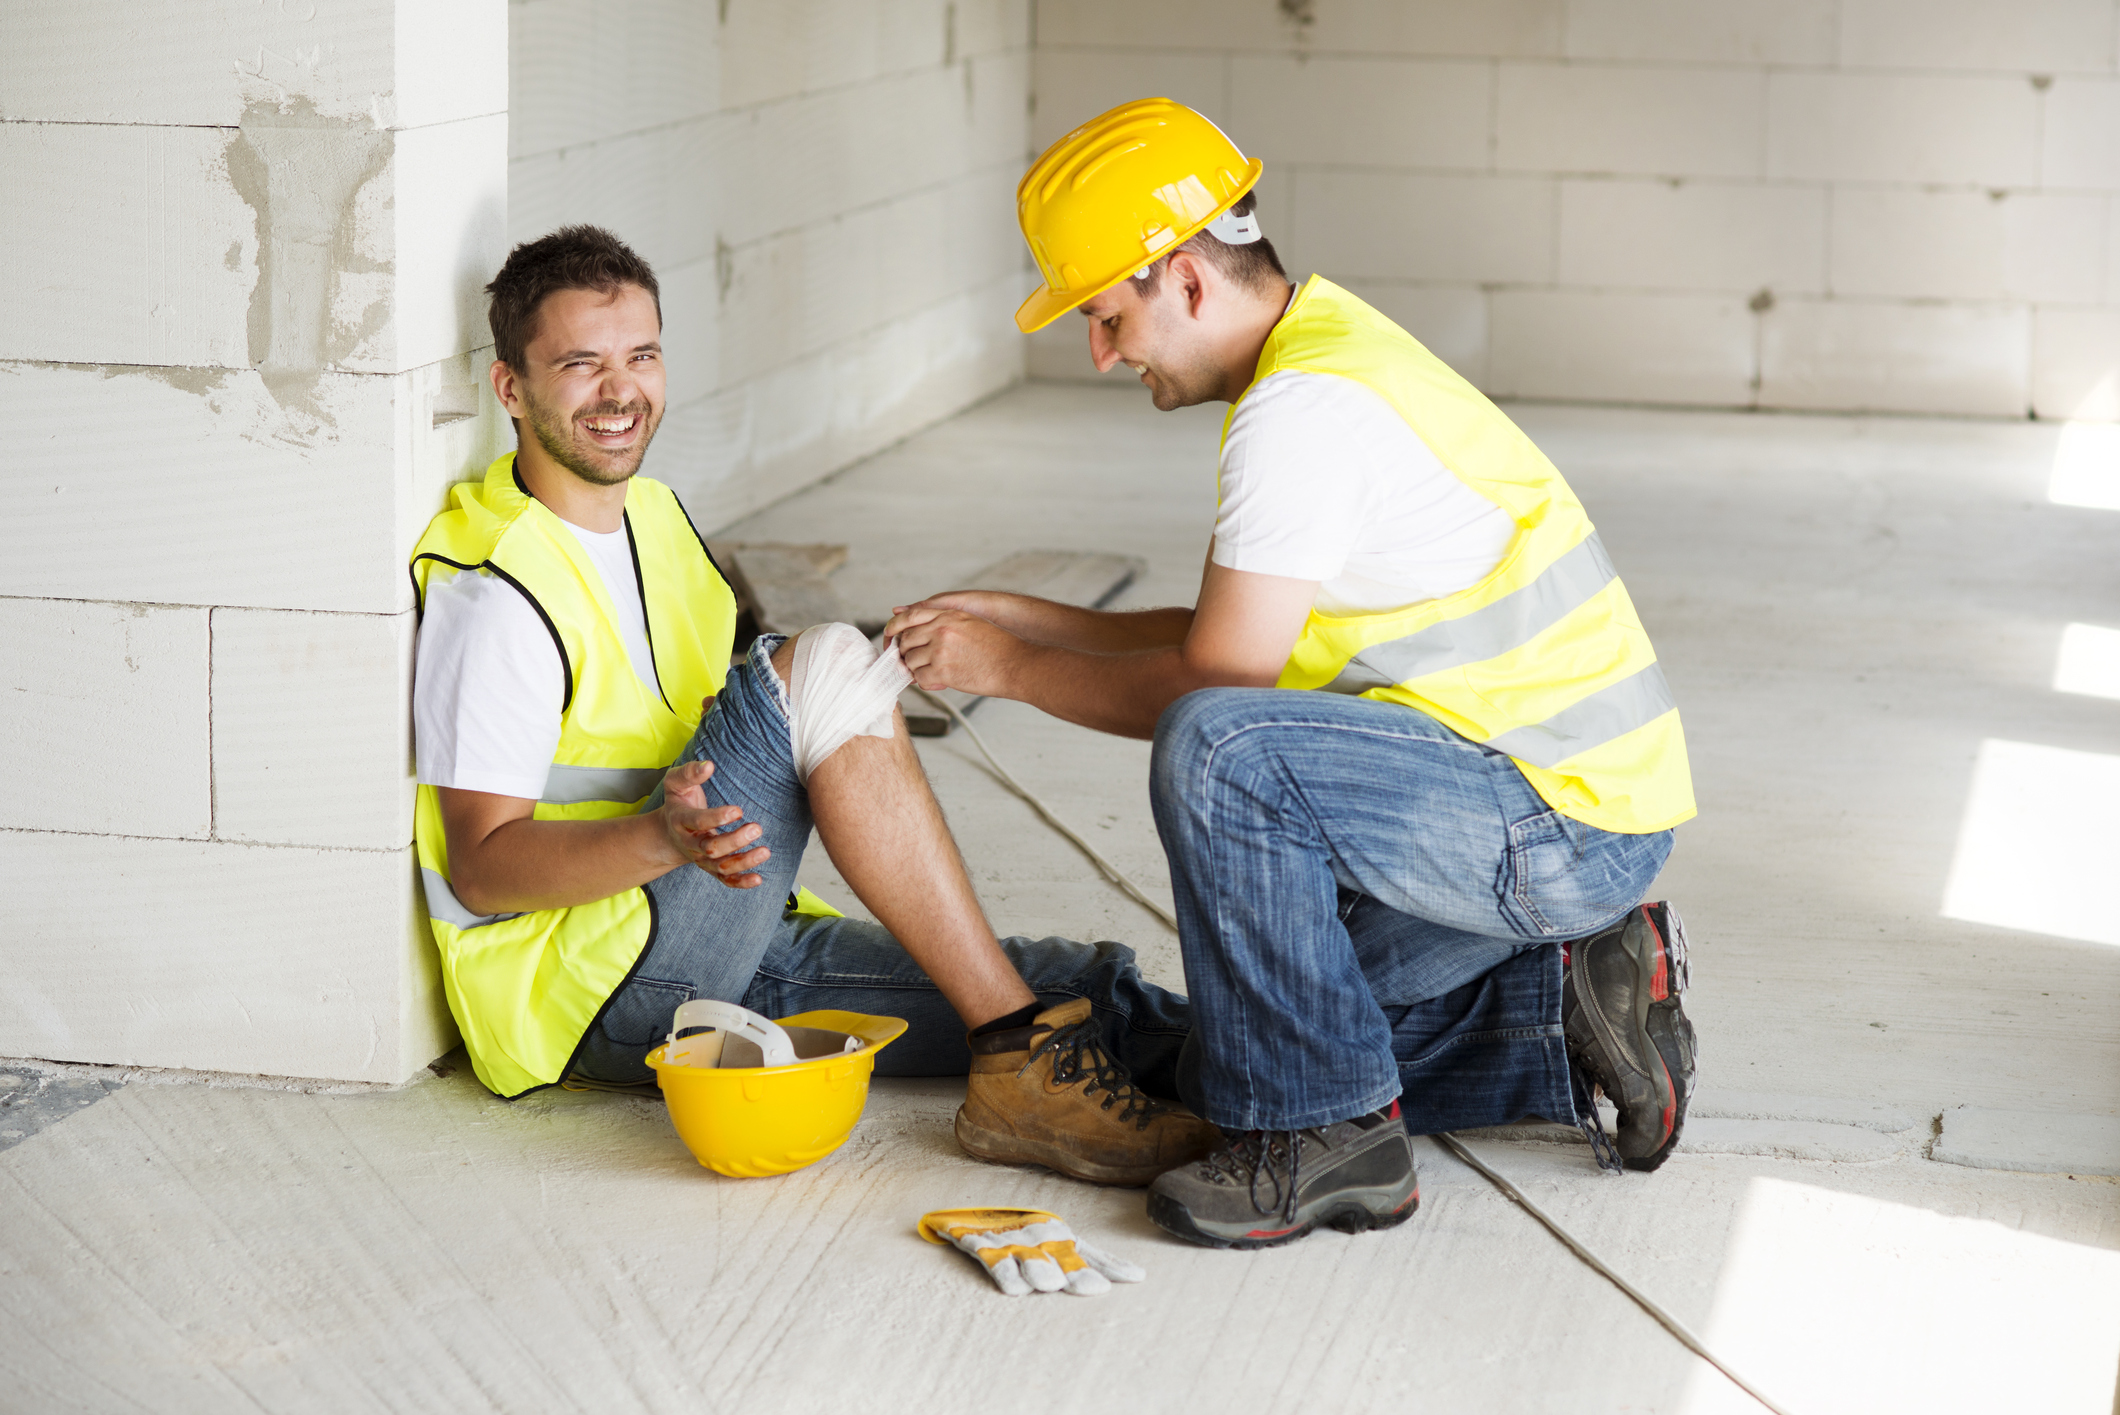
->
[706,542,848,580]
[897,549,1147,736]
[712,543,853,636]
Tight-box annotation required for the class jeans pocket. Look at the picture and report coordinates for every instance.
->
[1505,810,1642,937]
[599,976,694,1047]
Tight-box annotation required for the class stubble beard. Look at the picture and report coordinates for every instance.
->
[522,389,661,487]
[1143,355,1218,411]
[1131,300,1221,411]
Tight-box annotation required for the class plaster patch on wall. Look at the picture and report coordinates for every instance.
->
[230,23,398,130]
[103,364,238,402]
[226,99,395,436]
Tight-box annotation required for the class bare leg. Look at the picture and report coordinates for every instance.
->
[771,635,1036,1030]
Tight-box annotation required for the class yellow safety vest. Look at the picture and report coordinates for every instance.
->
[410,454,832,1098]
[1242,278,1697,835]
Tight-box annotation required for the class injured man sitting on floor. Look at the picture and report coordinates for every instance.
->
[409,223,1212,1185]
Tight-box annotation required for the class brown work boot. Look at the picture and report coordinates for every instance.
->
[956,997,1220,1187]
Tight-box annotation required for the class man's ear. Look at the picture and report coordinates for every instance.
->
[1170,251,1211,320]
[489,357,523,419]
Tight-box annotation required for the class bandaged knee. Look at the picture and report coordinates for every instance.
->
[786,622,913,782]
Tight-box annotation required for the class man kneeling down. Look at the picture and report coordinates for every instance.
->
[410,224,1211,1185]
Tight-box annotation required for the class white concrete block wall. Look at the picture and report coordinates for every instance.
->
[1761,300,2033,416]
[211,610,418,851]
[0,833,437,1082]
[508,0,1036,529]
[1030,0,2120,420]
[0,601,212,840]
[2033,307,2120,419]
[0,0,507,129]
[5,0,1035,1085]
[1,1,511,1082]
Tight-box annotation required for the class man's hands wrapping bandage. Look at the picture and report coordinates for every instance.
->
[917,1208,1145,1296]
[787,622,912,781]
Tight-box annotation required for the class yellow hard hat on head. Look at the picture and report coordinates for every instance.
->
[1014,98,1264,333]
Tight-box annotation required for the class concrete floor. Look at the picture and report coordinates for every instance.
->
[5,384,2118,1413]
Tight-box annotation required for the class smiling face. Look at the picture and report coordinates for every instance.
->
[1077,270,1228,411]
[497,283,666,487]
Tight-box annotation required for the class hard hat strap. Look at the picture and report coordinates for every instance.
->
[1131,205,1267,281]
[1205,207,1264,245]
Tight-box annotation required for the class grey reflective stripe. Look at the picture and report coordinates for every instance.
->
[540,764,663,806]
[420,868,523,932]
[1322,534,1618,696]
[1485,662,1677,769]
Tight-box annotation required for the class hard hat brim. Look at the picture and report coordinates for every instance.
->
[1012,156,1265,334]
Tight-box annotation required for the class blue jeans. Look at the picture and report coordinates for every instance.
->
[1150,688,1675,1133]
[571,636,1192,1091]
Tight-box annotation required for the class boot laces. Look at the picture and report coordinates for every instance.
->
[1569,1059,1625,1175]
[1020,1019,1171,1131]
[1662,906,1692,995]
[1199,1129,1307,1226]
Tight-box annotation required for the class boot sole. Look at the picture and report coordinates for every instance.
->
[1146,1182,1420,1251]
[1625,1001,1697,1172]
[1611,905,1694,1172]
[953,1106,1167,1188]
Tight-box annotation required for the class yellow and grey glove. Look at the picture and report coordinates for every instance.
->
[917,1208,1145,1297]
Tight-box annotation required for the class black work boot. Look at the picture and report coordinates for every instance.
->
[1146,1104,1418,1250]
[1564,901,1698,1173]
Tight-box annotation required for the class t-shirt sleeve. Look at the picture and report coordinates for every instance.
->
[413,567,566,800]
[1210,371,1372,583]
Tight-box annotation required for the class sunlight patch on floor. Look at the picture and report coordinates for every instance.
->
[2054,623,2120,701]
[1941,739,2120,947]
[2049,421,2120,510]
[1682,1176,2120,1414]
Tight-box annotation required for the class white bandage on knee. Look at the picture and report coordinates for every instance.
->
[786,622,914,782]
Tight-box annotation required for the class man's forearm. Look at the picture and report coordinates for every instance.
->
[892,562,1315,737]
[998,642,1219,739]
[957,593,1192,654]
[451,811,683,915]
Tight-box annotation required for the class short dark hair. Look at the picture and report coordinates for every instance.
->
[1132,193,1287,300]
[485,225,661,370]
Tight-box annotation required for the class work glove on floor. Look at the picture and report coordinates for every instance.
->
[917,1207,1144,1296]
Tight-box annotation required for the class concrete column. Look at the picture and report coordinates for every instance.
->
[0,0,510,1082]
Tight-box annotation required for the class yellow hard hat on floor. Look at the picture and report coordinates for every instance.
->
[1013,97,1264,333]
[647,1001,907,1177]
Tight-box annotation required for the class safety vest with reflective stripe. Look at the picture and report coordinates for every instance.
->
[409,453,735,1099]
[1242,278,1697,834]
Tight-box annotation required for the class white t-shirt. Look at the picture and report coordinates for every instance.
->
[1212,370,1517,615]
[413,520,662,800]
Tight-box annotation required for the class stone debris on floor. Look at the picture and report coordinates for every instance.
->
[0,1065,122,1154]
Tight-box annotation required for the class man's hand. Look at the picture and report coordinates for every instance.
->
[888,604,1028,697]
[656,759,770,889]
[883,560,1316,738]
[892,589,1007,625]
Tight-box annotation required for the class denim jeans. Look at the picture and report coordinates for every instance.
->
[1150,688,1675,1134]
[571,636,1192,1092]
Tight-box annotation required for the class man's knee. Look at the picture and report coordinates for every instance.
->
[768,631,798,689]
[783,622,912,781]
[1150,687,1275,805]
[1153,687,1272,768]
